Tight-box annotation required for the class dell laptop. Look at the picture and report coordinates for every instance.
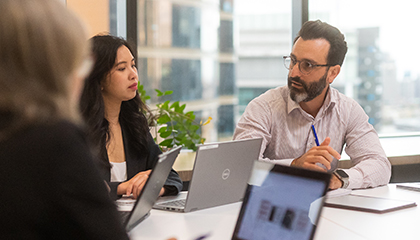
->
[153,138,263,213]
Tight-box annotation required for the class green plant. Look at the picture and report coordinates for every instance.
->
[138,84,211,151]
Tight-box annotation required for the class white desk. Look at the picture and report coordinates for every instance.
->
[320,185,420,240]
[129,184,420,240]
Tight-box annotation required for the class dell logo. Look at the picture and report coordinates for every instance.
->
[222,169,230,180]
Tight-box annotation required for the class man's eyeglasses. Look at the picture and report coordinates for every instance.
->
[283,56,333,75]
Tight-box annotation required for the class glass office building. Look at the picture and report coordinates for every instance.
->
[235,1,291,116]
[135,0,236,141]
[67,0,420,141]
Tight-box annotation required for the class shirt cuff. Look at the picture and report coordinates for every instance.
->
[162,185,178,196]
[342,168,363,189]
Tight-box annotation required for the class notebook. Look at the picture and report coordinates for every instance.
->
[324,194,417,213]
[232,161,331,240]
[117,145,182,232]
[153,138,263,213]
[396,182,420,192]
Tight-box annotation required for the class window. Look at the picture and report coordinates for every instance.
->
[137,0,233,142]
[309,0,420,135]
[236,0,292,124]
[68,0,420,149]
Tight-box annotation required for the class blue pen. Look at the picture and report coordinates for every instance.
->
[311,125,320,146]
[194,233,211,240]
[312,125,328,171]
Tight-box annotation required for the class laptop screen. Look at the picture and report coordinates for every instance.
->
[232,161,331,240]
[124,146,182,232]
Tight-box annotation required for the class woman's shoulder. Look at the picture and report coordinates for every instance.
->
[27,120,85,144]
[0,120,94,177]
[10,120,89,161]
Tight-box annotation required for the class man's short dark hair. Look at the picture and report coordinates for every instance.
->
[294,20,348,66]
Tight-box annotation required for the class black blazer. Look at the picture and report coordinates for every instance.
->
[105,122,182,199]
[0,121,129,240]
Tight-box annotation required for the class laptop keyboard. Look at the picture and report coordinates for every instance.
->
[159,199,186,207]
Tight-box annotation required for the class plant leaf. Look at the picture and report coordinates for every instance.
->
[179,104,186,112]
[155,89,163,96]
[170,101,179,109]
[140,84,208,152]
[159,130,172,138]
[160,100,170,110]
[157,126,167,133]
[159,138,174,147]
[164,90,173,96]
[157,114,171,124]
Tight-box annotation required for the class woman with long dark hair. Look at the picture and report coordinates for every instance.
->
[80,34,182,200]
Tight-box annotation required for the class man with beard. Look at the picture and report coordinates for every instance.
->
[233,20,391,190]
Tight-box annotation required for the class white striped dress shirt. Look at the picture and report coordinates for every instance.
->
[233,86,391,189]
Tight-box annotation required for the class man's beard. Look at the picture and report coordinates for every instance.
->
[288,72,328,103]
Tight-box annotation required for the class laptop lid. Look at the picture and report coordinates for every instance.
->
[124,145,182,232]
[232,161,331,240]
[183,138,263,212]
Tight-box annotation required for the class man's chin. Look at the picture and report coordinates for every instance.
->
[290,92,308,103]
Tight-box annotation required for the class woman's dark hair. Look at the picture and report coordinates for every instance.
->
[79,34,150,169]
[294,20,348,66]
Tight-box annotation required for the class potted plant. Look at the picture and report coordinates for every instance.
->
[138,84,212,151]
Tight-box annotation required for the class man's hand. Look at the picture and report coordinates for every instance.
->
[291,137,341,172]
[117,170,151,198]
[329,174,343,190]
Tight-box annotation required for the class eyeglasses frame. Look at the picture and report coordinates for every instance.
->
[283,55,334,75]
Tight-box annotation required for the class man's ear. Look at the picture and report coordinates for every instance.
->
[327,65,341,84]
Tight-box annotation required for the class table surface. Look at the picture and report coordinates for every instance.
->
[128,184,420,240]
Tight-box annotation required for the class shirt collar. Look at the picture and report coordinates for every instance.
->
[323,86,336,112]
[287,89,301,114]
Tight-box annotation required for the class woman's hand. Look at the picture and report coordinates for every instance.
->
[118,170,151,198]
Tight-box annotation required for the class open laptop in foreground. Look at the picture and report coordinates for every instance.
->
[117,145,182,232]
[153,137,263,213]
[232,161,331,240]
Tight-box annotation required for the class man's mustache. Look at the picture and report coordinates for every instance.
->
[288,76,307,90]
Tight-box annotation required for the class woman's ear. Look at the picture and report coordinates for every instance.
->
[327,65,341,84]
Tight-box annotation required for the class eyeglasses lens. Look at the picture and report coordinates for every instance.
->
[300,61,312,74]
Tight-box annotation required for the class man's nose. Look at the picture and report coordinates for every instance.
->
[289,62,301,77]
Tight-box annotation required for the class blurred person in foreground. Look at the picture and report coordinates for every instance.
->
[0,0,129,239]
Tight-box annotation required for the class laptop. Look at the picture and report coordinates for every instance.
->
[153,137,263,213]
[232,161,331,240]
[117,145,182,232]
